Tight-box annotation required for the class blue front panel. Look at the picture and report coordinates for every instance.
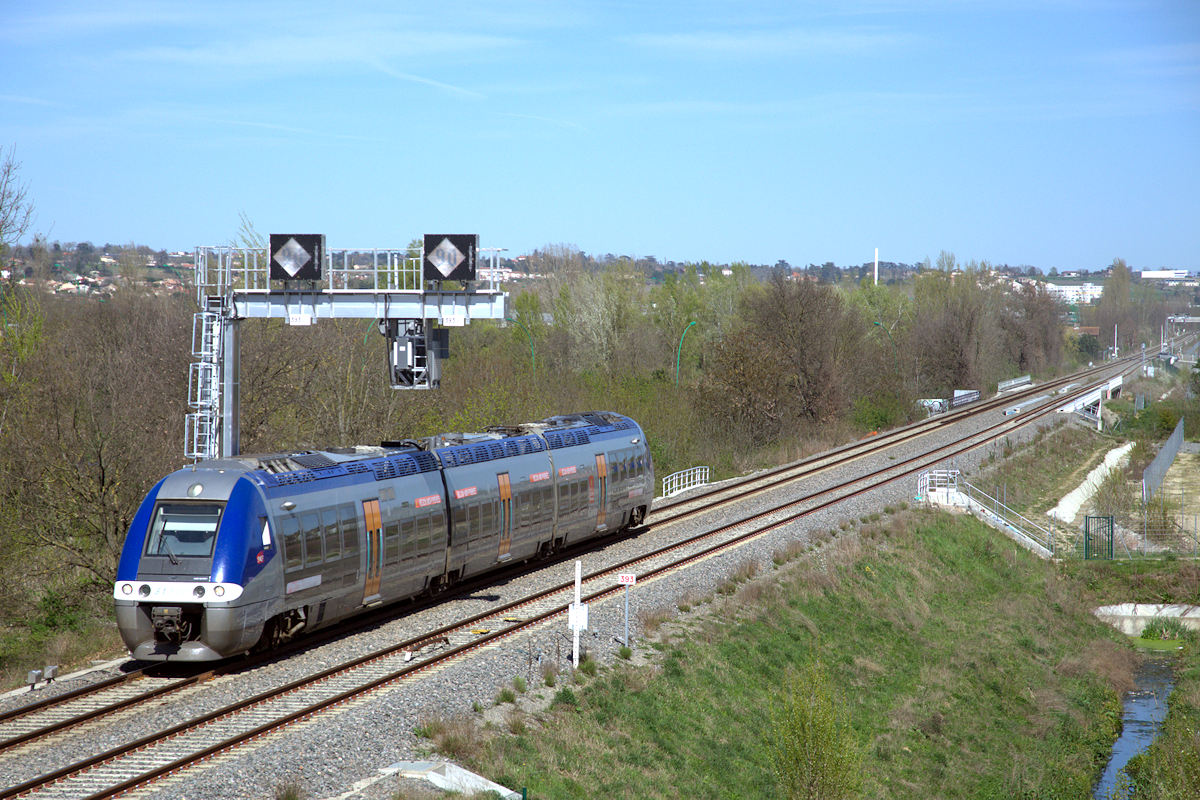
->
[211,478,270,584]
[116,477,167,581]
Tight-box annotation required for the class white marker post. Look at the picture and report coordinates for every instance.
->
[568,560,588,668]
[617,573,636,647]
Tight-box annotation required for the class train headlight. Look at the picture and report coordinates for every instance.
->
[213,585,226,597]
[120,583,132,595]
[193,585,205,598]
[139,584,151,597]
[187,483,204,497]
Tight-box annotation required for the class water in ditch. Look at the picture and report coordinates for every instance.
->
[1093,654,1176,799]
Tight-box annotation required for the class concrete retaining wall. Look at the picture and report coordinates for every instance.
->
[1093,603,1200,636]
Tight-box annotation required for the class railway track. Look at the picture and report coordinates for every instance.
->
[0,358,1145,799]
[0,357,1117,748]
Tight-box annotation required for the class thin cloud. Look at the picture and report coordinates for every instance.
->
[623,26,910,57]
[0,6,207,43]
[367,60,484,99]
[120,30,520,71]
[496,112,587,131]
[1089,41,1200,79]
[0,94,61,108]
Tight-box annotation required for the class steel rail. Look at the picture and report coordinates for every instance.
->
[650,356,1139,526]
[2,363,1129,799]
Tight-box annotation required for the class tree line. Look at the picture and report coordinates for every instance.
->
[0,243,1187,679]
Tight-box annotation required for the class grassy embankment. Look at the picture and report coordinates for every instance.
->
[422,511,1141,799]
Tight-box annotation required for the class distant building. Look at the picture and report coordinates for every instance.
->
[1040,282,1104,304]
[1140,269,1191,281]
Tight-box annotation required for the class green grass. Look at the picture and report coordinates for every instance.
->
[975,422,1113,516]
[1060,559,1200,605]
[461,513,1132,799]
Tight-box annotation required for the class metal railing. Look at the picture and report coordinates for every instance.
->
[949,389,981,409]
[918,469,1055,557]
[662,466,711,498]
[194,245,503,300]
[997,374,1032,392]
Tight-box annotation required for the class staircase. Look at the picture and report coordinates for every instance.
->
[917,470,1055,559]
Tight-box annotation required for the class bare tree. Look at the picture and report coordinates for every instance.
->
[0,145,34,256]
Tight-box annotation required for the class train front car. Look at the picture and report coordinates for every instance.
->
[114,461,278,661]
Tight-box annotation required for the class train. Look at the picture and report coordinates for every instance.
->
[114,412,653,662]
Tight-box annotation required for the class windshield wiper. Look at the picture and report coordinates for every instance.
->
[162,539,181,566]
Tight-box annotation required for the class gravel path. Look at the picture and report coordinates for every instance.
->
[1,401,1071,800]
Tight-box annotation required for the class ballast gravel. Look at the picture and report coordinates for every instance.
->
[1,403,1072,800]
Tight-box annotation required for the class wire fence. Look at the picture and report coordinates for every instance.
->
[1143,417,1185,502]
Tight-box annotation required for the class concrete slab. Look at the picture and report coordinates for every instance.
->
[388,760,521,799]
[1094,603,1200,636]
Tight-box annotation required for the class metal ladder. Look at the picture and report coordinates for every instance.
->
[185,298,223,461]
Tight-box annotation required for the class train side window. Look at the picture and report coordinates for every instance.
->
[339,503,360,558]
[303,512,324,566]
[479,500,494,536]
[385,521,401,566]
[401,517,416,558]
[418,514,432,552]
[431,511,447,549]
[281,517,302,571]
[453,503,467,538]
[321,509,341,561]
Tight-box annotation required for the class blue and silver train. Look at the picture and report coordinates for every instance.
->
[114,412,653,661]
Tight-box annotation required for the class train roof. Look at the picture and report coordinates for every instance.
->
[195,412,640,489]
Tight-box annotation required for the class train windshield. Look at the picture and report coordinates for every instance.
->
[145,503,224,560]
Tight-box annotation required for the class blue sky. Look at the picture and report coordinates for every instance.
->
[2,1,1197,270]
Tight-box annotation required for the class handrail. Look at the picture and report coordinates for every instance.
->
[662,466,711,498]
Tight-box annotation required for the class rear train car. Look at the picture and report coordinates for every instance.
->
[114,412,652,661]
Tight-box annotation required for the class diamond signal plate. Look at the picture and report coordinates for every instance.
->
[427,238,466,278]
[273,237,311,278]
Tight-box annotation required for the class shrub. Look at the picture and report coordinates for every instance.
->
[496,688,516,704]
[1141,617,1195,642]
[512,675,527,694]
[274,782,304,800]
[618,645,633,660]
[551,687,578,708]
[541,661,558,687]
[638,605,673,634]
[768,659,863,800]
[577,657,598,677]
[505,707,527,735]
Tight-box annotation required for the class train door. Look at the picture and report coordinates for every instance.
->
[361,499,383,604]
[497,472,512,560]
[594,453,608,530]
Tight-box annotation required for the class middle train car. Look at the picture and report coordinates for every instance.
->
[115,411,653,661]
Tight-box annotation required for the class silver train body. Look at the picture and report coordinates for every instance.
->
[114,412,653,661]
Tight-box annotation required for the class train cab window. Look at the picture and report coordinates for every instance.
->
[301,512,323,566]
[281,517,302,571]
[145,503,223,559]
[339,503,360,557]
[322,509,341,561]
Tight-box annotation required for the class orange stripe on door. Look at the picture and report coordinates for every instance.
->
[497,473,512,557]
